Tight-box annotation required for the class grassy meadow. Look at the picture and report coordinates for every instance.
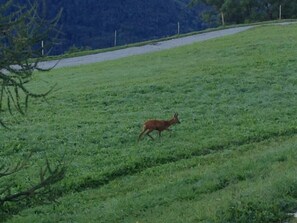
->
[1,23,297,222]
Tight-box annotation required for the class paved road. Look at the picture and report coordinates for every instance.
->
[39,26,254,69]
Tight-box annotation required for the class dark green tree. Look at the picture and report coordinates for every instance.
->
[257,0,295,20]
[0,0,65,217]
[191,0,297,24]
[190,0,226,25]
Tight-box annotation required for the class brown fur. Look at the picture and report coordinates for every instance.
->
[138,113,180,141]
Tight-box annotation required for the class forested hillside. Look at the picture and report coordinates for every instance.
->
[10,0,297,55]
[191,0,297,25]
[41,0,206,54]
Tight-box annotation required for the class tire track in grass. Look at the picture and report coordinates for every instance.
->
[68,126,297,193]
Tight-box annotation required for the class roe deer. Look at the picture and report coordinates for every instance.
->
[138,113,180,141]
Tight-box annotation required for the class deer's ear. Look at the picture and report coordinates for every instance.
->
[174,112,178,117]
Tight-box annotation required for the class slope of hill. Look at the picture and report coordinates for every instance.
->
[2,24,297,222]
[8,0,206,54]
[43,0,206,54]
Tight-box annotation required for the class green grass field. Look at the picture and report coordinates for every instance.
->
[2,23,297,222]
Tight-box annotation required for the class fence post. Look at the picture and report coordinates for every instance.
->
[114,30,117,47]
[221,12,225,26]
[177,22,180,35]
[41,40,44,56]
[279,5,282,20]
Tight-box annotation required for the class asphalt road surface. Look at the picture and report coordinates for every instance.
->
[39,26,254,69]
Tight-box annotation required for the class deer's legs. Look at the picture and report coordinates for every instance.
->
[146,130,154,140]
[138,129,147,141]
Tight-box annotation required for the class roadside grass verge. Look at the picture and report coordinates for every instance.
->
[1,23,297,222]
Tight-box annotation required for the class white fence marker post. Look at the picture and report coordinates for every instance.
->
[221,12,225,26]
[114,30,117,47]
[41,40,44,56]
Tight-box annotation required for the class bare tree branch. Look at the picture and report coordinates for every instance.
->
[0,158,66,205]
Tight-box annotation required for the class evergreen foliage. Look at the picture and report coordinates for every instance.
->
[56,0,205,54]
[191,0,297,25]
[0,0,65,217]
[11,0,206,54]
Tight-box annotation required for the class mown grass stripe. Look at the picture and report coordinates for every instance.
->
[67,126,297,193]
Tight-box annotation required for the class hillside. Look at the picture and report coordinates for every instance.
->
[2,24,297,222]
[42,0,206,54]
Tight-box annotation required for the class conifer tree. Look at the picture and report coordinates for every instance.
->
[0,0,65,216]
